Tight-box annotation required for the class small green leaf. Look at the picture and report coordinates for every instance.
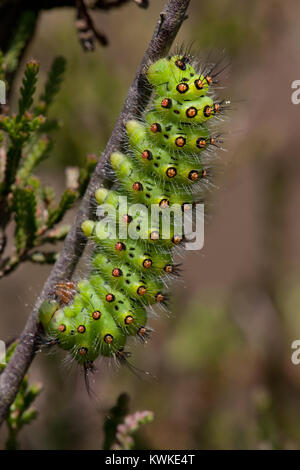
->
[3,11,37,74]
[13,185,38,253]
[79,153,98,196]
[2,141,22,193]
[23,383,43,410]
[17,135,52,184]
[41,185,55,208]
[47,189,77,227]
[18,59,40,117]
[20,409,38,426]
[29,251,59,264]
[103,393,130,450]
[41,224,70,244]
[35,56,66,115]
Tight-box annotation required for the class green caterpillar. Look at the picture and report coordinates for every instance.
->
[39,54,225,371]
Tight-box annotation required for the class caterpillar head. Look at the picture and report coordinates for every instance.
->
[147,55,196,87]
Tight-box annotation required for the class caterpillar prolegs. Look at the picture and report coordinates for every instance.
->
[39,54,227,371]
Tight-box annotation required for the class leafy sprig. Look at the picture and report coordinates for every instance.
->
[103,393,154,450]
[0,54,97,278]
[0,341,42,450]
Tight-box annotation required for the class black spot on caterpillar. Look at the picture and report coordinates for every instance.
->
[39,53,229,371]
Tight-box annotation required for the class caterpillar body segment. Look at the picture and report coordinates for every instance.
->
[152,95,218,125]
[92,252,164,306]
[111,150,203,188]
[127,117,212,156]
[84,189,186,250]
[81,224,174,275]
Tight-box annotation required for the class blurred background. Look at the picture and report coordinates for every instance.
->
[1,0,300,449]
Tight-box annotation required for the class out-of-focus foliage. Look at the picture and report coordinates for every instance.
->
[2,11,36,76]
[0,341,42,450]
[103,393,153,450]
[1,0,300,450]
[0,31,97,277]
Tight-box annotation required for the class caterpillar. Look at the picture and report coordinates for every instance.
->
[39,53,228,374]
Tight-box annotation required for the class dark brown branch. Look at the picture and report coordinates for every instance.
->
[0,0,190,426]
[0,0,146,90]
[0,0,143,66]
[0,0,140,13]
[76,0,108,51]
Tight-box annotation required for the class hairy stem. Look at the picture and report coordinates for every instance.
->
[0,0,191,426]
